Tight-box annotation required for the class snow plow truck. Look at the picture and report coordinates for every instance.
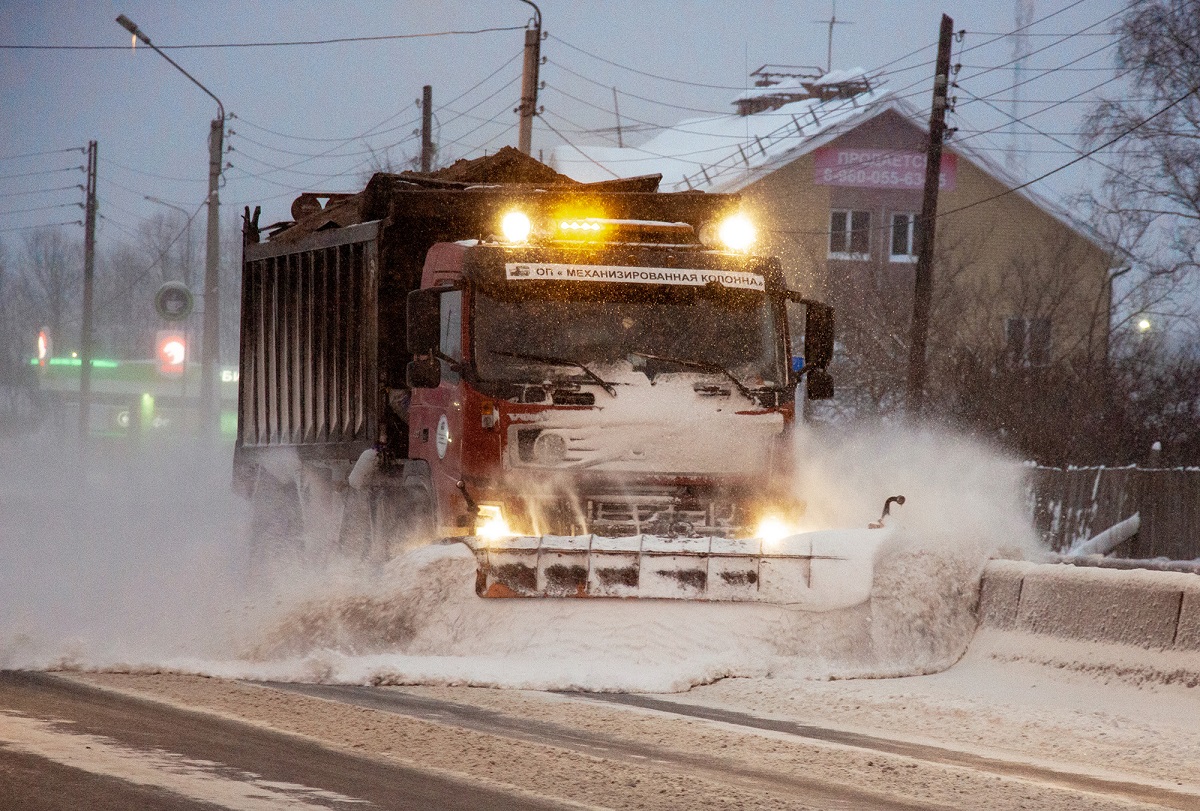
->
[234,148,892,610]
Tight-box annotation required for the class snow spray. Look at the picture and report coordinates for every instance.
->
[0,421,1041,691]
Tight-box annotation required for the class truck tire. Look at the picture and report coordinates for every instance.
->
[247,467,304,564]
[363,478,436,560]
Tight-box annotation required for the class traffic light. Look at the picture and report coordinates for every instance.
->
[36,329,51,366]
[156,330,187,378]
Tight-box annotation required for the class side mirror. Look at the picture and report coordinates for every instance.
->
[805,302,834,369]
[407,357,442,389]
[806,368,834,400]
[407,288,442,354]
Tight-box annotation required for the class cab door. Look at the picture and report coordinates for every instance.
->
[407,288,468,532]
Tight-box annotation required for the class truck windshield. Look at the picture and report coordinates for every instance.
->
[474,282,781,389]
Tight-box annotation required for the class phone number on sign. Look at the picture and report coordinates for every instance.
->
[818,167,950,188]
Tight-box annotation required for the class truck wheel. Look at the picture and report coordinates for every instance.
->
[366,481,436,560]
[401,480,437,547]
[247,468,303,564]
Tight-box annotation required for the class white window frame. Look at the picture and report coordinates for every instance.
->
[828,209,871,260]
[889,212,920,263]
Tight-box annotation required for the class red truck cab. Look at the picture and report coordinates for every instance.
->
[401,221,832,542]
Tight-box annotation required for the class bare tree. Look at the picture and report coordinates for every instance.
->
[1084,0,1200,290]
[19,226,83,351]
[95,241,160,358]
[824,231,982,419]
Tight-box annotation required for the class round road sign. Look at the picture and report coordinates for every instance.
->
[155,281,194,321]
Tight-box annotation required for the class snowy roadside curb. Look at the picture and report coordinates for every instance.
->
[977,560,1200,685]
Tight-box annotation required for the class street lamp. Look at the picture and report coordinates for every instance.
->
[117,14,224,433]
[144,196,193,288]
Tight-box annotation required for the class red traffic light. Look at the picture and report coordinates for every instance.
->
[156,330,186,377]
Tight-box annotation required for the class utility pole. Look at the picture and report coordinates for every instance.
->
[516,0,542,155]
[421,85,433,172]
[612,87,624,148]
[78,140,98,440]
[200,115,223,432]
[905,13,955,418]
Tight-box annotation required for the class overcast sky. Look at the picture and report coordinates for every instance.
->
[1,1,1130,246]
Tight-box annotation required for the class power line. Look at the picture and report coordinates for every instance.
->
[229,106,418,148]
[965,31,1114,37]
[0,147,84,162]
[537,113,620,179]
[0,166,84,181]
[947,83,1200,220]
[0,184,82,198]
[0,201,81,217]
[1,25,524,51]
[957,0,1097,56]
[547,34,748,90]
[104,158,208,185]
[0,219,81,234]
[540,107,619,147]
[958,36,1124,109]
[546,59,731,116]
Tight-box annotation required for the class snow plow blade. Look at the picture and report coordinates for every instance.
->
[464,529,893,611]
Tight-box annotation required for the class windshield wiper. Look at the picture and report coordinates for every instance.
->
[491,349,617,397]
[629,351,756,401]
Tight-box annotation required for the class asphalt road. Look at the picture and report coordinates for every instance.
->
[0,671,566,811]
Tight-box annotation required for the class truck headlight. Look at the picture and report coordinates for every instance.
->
[717,215,756,251]
[700,214,756,251]
[500,210,532,243]
[476,504,514,540]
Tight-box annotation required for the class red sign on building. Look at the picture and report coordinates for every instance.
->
[813,148,957,190]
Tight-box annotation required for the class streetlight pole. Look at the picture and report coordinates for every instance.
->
[117,15,224,433]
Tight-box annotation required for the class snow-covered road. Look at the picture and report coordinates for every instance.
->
[56,663,1200,810]
[3,434,1198,808]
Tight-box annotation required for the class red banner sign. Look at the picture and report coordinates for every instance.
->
[814,148,957,190]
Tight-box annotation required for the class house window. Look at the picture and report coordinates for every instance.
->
[1005,317,1051,367]
[829,210,871,259]
[890,213,921,262]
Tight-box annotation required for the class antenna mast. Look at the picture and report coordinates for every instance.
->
[1008,0,1035,174]
[814,0,854,73]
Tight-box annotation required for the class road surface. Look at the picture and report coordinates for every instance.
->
[2,671,1196,810]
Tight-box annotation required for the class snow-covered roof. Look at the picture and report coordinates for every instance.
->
[551,75,893,193]
[550,80,1112,255]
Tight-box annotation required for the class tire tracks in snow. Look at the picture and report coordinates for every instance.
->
[266,681,934,811]
[577,692,1200,810]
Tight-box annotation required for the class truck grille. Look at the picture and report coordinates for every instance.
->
[586,494,741,538]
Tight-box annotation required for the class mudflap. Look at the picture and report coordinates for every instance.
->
[464,528,894,610]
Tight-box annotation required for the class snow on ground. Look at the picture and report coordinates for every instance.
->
[6,424,1200,800]
[1,423,1037,692]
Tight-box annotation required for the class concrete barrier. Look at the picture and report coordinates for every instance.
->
[1178,589,1200,650]
[979,560,1200,652]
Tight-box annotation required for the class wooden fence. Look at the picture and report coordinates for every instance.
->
[1027,467,1200,561]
